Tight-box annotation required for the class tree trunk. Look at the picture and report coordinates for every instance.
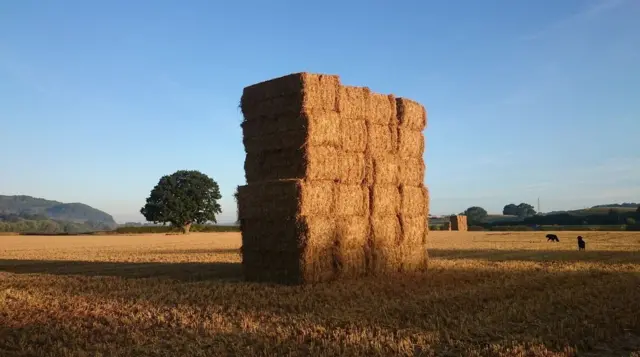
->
[181,223,192,234]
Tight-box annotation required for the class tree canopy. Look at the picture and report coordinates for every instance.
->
[503,203,536,217]
[140,170,222,233]
[463,206,488,224]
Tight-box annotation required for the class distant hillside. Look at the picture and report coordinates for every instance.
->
[0,195,117,229]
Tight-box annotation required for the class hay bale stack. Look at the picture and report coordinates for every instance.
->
[238,72,429,284]
[449,215,468,231]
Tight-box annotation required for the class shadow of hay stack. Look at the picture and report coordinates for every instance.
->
[237,72,429,285]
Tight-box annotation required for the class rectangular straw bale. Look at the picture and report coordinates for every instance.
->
[399,241,428,272]
[243,246,336,284]
[370,215,401,247]
[334,246,367,278]
[369,244,403,275]
[338,152,365,184]
[338,86,371,120]
[244,146,341,183]
[396,97,427,131]
[399,215,428,245]
[336,215,369,250]
[367,122,398,157]
[364,154,398,185]
[242,111,341,152]
[370,185,400,216]
[398,158,425,186]
[398,128,425,158]
[335,185,369,216]
[340,117,367,152]
[237,180,334,219]
[241,73,340,121]
[370,93,396,125]
[399,185,429,217]
[241,216,335,252]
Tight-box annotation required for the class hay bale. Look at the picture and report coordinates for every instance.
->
[244,146,340,183]
[339,152,366,184]
[399,215,427,245]
[237,180,334,219]
[340,117,367,153]
[243,247,336,284]
[242,111,341,153]
[240,216,335,252]
[336,215,369,250]
[399,185,429,217]
[449,215,468,231]
[364,153,398,185]
[370,185,400,216]
[367,122,398,157]
[396,97,427,131]
[399,241,428,272]
[370,93,396,125]
[398,158,425,186]
[338,85,371,120]
[398,128,425,158]
[370,215,401,247]
[334,247,367,278]
[241,73,340,120]
[335,185,369,216]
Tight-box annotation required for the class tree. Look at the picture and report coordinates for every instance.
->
[233,186,240,225]
[503,203,518,216]
[463,206,488,225]
[626,217,636,225]
[637,206,640,213]
[140,170,222,234]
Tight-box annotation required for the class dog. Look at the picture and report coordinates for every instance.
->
[546,234,560,242]
[577,236,586,250]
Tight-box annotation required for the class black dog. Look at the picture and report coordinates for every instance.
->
[546,234,560,242]
[577,236,586,250]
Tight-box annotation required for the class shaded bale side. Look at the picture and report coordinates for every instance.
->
[242,111,341,152]
[370,215,401,247]
[339,152,366,184]
[370,185,400,216]
[340,117,367,153]
[237,180,334,219]
[367,122,398,157]
[338,85,371,120]
[399,185,429,217]
[399,215,428,245]
[241,73,340,121]
[398,158,426,186]
[240,215,335,252]
[336,215,369,250]
[334,246,367,278]
[370,93,396,125]
[244,146,341,183]
[398,128,425,158]
[396,97,427,131]
[242,246,336,285]
[364,154,398,185]
[369,215,403,275]
[335,185,369,216]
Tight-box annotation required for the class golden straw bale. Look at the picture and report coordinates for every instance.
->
[241,73,340,121]
[338,86,371,120]
[237,180,334,219]
[334,246,367,278]
[364,154,398,185]
[449,215,468,231]
[240,216,335,252]
[242,247,336,285]
[367,122,398,157]
[369,244,403,275]
[398,158,425,186]
[396,97,427,131]
[399,215,428,245]
[335,185,369,216]
[340,117,367,153]
[338,152,366,184]
[399,241,428,272]
[370,215,401,247]
[242,111,341,153]
[244,146,340,183]
[398,128,425,158]
[399,185,429,217]
[370,185,400,216]
[370,93,396,125]
[336,215,369,250]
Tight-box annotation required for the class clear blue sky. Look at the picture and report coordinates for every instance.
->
[1,0,638,223]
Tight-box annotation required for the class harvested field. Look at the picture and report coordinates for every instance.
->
[1,232,639,356]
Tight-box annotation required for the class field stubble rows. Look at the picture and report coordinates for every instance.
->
[1,231,639,357]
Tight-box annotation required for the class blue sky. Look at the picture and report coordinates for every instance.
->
[1,0,638,223]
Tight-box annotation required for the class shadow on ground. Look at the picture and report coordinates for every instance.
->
[428,248,640,264]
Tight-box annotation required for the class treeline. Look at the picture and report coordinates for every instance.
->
[0,219,115,234]
[484,209,639,228]
[114,224,240,234]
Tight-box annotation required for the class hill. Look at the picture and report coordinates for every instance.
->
[0,195,117,231]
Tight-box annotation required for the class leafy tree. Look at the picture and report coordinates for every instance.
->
[463,206,488,225]
[140,170,222,234]
[503,204,518,216]
[503,203,536,217]
[626,217,636,225]
[637,206,640,213]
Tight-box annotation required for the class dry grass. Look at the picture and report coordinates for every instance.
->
[1,231,639,357]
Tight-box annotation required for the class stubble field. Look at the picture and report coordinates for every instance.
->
[1,231,639,357]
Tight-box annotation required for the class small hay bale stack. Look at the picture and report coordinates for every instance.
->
[449,215,468,231]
